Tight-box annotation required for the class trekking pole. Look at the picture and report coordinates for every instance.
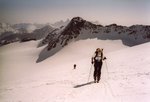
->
[87,64,93,82]
[104,59,109,79]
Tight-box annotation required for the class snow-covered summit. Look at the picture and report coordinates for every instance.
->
[42,17,150,55]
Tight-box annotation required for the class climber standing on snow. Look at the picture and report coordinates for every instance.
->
[91,48,106,83]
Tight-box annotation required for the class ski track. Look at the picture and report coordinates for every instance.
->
[0,40,150,102]
[0,61,117,102]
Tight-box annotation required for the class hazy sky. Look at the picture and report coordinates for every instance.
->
[0,0,150,26]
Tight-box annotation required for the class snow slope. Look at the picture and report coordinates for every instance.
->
[0,39,150,102]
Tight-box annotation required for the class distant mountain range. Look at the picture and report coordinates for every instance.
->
[0,17,150,48]
[0,19,71,46]
[0,23,54,46]
[42,17,150,52]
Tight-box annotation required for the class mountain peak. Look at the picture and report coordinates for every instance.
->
[61,17,87,36]
[71,17,85,23]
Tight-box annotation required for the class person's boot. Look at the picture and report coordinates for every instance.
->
[97,77,100,83]
[94,76,97,83]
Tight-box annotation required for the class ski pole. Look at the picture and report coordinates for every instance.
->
[104,59,109,79]
[87,64,93,82]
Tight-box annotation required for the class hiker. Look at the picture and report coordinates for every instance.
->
[91,48,106,83]
[74,64,76,69]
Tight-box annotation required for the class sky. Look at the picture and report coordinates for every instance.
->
[0,0,150,26]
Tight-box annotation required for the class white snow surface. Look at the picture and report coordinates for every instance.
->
[0,39,150,102]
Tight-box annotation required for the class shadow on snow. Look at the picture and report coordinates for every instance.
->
[74,81,94,88]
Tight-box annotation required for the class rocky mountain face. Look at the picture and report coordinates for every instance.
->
[42,17,150,51]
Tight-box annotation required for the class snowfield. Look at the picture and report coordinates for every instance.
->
[0,39,150,102]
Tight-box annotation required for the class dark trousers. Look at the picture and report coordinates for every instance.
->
[94,61,102,82]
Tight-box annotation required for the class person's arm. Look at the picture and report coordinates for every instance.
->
[101,49,103,60]
[101,49,106,60]
[91,57,94,64]
[101,51,104,60]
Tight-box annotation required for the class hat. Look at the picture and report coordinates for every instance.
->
[96,48,103,52]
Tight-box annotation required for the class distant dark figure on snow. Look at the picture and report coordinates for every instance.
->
[91,48,106,83]
[74,64,76,69]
